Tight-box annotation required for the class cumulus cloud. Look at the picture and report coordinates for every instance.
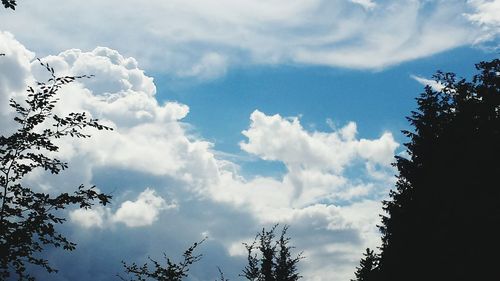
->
[0,33,398,281]
[0,31,34,132]
[0,0,492,78]
[70,207,109,229]
[21,43,220,184]
[209,110,398,219]
[70,188,176,228]
[112,188,174,227]
[240,110,398,172]
[350,0,377,10]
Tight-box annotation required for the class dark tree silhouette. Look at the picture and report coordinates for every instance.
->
[351,248,378,281]
[274,226,302,281]
[0,59,112,280]
[242,225,303,281]
[2,0,16,10]
[353,59,500,281]
[119,240,204,281]
[215,267,229,281]
[242,238,260,281]
[119,225,302,281]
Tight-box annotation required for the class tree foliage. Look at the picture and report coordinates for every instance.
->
[2,0,16,10]
[0,59,112,280]
[242,225,303,281]
[353,59,500,281]
[119,240,204,281]
[119,225,304,281]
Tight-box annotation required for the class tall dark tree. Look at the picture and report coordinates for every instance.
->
[0,59,112,280]
[242,239,261,281]
[274,226,302,281]
[242,225,303,281]
[351,248,378,281]
[357,59,500,281]
[258,226,276,281]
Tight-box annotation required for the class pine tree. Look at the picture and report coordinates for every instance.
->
[372,59,500,281]
[274,226,302,281]
[259,226,277,281]
[242,225,303,281]
[351,248,378,281]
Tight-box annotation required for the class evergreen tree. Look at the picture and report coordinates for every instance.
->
[242,239,261,281]
[242,225,303,281]
[258,226,277,281]
[368,59,500,281]
[274,226,302,281]
[351,248,378,281]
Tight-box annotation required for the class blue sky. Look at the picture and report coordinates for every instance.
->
[155,46,498,177]
[1,1,499,281]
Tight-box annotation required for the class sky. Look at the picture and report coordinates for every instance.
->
[0,1,499,281]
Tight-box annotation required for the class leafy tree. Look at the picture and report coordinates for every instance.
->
[242,225,303,281]
[0,59,112,280]
[119,240,204,281]
[2,0,16,10]
[356,59,500,281]
[351,248,378,281]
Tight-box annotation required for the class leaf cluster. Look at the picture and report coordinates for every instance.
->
[2,0,16,10]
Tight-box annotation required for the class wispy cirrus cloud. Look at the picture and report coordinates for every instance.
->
[0,0,495,79]
[466,0,500,46]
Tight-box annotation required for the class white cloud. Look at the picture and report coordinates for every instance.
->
[70,188,177,228]
[20,43,220,183]
[466,0,500,45]
[0,33,398,281]
[0,0,492,78]
[112,188,174,227]
[0,31,34,132]
[70,207,108,229]
[350,0,377,10]
[411,74,445,91]
[211,110,398,216]
[177,52,228,80]
[240,110,398,173]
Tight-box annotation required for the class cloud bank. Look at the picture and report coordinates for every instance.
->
[0,0,497,79]
[0,31,401,281]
